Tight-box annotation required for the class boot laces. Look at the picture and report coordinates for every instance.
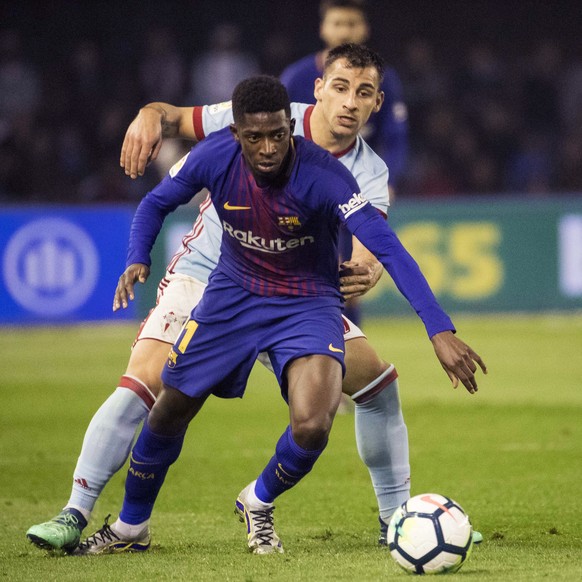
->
[78,514,119,550]
[250,507,277,546]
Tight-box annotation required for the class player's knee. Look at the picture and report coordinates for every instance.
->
[343,360,390,397]
[291,417,332,450]
[364,360,391,387]
[149,385,205,436]
[124,369,163,398]
[343,340,389,396]
[147,398,189,435]
[139,375,162,397]
[147,405,178,435]
[126,342,168,397]
[352,365,400,406]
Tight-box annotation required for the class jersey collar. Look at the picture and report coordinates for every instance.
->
[303,105,315,140]
[303,105,357,158]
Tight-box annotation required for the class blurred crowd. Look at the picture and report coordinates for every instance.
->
[1,23,582,204]
[400,38,582,197]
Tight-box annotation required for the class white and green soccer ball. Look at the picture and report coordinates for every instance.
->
[388,493,473,575]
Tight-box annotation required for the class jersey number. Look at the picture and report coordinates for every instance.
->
[177,320,199,353]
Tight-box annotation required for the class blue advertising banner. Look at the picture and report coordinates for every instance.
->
[0,207,134,324]
[2,198,582,325]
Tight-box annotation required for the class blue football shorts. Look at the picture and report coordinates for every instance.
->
[161,271,345,400]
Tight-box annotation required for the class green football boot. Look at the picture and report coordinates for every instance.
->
[26,510,84,552]
[472,530,483,544]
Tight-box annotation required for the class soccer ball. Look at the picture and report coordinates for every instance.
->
[387,493,473,575]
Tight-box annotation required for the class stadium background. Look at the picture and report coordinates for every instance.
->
[1,0,581,323]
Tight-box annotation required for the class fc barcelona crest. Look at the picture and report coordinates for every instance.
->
[278,215,302,231]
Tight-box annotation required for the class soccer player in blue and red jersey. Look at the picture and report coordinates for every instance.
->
[73,76,484,555]
[280,0,408,327]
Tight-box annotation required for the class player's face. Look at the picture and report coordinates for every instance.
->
[314,58,384,138]
[320,8,369,48]
[230,111,295,182]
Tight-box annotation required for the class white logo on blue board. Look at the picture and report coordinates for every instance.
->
[3,218,99,316]
[559,214,582,297]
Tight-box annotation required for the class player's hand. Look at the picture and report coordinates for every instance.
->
[113,263,151,311]
[430,331,487,394]
[120,107,164,179]
[339,260,383,299]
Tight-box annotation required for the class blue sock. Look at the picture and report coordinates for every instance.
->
[119,422,185,525]
[255,426,325,503]
[62,507,88,531]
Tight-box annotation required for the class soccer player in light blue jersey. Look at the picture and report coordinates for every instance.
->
[26,46,484,555]
[70,75,484,555]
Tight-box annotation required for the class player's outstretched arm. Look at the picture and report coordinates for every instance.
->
[430,331,487,394]
[121,103,196,179]
[339,236,383,299]
[113,263,151,311]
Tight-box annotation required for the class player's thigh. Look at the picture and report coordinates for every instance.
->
[286,354,343,426]
[343,336,388,396]
[126,339,172,396]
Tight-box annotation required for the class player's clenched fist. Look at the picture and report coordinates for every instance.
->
[113,263,150,311]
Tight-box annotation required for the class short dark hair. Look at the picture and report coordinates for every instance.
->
[324,43,384,83]
[231,76,291,123]
[319,0,368,19]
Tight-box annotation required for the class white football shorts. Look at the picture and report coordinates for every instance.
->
[134,273,207,345]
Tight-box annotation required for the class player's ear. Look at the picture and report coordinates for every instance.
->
[289,118,296,135]
[374,90,385,113]
[229,124,240,142]
[314,77,324,102]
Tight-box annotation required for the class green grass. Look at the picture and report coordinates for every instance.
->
[1,314,581,580]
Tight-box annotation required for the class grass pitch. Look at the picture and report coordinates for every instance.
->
[1,313,581,581]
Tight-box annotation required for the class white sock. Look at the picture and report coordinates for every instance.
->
[354,375,411,523]
[66,386,150,516]
[247,480,272,509]
[112,517,150,539]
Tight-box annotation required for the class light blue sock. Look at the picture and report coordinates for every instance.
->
[68,387,150,514]
[354,373,411,523]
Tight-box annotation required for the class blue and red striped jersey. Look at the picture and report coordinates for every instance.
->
[127,127,454,337]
